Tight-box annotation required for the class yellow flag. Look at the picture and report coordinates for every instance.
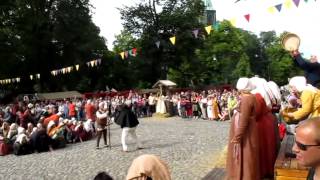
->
[75,64,80,71]
[230,18,237,26]
[205,25,212,35]
[120,52,125,59]
[170,36,176,45]
[284,0,292,9]
[268,6,276,14]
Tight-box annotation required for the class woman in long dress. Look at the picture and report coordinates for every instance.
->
[226,77,260,180]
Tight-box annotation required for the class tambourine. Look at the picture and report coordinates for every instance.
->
[281,33,300,51]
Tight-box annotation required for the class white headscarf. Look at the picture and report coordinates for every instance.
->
[289,76,308,92]
[250,77,272,108]
[267,81,282,104]
[236,77,255,92]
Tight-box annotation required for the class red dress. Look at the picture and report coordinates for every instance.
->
[255,93,277,178]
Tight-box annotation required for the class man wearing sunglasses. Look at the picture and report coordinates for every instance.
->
[293,117,320,180]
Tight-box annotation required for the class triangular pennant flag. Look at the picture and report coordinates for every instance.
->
[51,71,55,76]
[16,78,20,82]
[124,51,129,58]
[205,25,212,35]
[244,14,250,22]
[8,79,11,83]
[230,18,237,26]
[293,0,300,7]
[75,64,80,71]
[30,75,33,80]
[284,0,293,8]
[97,59,101,65]
[36,74,40,79]
[267,6,276,14]
[90,61,95,67]
[132,48,137,57]
[169,36,176,45]
[120,52,125,59]
[155,41,160,48]
[12,78,15,83]
[192,29,199,38]
[86,62,90,67]
[275,4,282,12]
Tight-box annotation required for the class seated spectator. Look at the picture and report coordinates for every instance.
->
[94,172,113,180]
[292,117,320,179]
[7,123,18,143]
[13,127,32,155]
[126,154,171,180]
[218,108,229,121]
[0,122,10,138]
[29,124,53,153]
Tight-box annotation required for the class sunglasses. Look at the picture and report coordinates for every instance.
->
[295,141,320,151]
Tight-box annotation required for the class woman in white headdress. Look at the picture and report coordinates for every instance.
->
[226,77,259,180]
[282,76,320,122]
[249,77,277,178]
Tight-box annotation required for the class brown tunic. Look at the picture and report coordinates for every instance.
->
[226,93,260,180]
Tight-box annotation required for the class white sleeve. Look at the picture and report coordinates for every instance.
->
[96,111,107,119]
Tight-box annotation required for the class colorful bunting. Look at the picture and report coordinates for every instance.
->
[155,41,160,48]
[205,25,212,35]
[293,0,300,7]
[244,14,250,22]
[275,4,282,12]
[169,36,176,45]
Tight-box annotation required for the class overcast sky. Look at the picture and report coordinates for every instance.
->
[90,0,320,58]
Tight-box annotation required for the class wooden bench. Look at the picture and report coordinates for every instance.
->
[274,134,309,180]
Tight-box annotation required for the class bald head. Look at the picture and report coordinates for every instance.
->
[297,117,320,144]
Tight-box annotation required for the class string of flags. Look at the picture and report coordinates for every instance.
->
[117,0,317,57]
[119,48,137,60]
[0,59,102,85]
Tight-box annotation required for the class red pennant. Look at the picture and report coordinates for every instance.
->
[132,48,137,56]
[244,14,250,22]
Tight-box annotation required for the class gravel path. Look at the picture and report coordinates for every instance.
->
[0,117,230,180]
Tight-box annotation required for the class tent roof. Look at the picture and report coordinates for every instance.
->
[37,91,82,100]
[152,80,177,88]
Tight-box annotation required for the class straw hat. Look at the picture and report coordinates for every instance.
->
[281,33,300,51]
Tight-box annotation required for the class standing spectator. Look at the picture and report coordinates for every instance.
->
[95,102,109,149]
[226,77,260,180]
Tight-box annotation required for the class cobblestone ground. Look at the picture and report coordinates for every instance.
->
[0,117,230,180]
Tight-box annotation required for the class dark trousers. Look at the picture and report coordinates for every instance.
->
[96,129,107,147]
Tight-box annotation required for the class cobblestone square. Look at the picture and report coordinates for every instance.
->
[0,117,229,180]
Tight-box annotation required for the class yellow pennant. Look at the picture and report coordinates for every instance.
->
[205,25,212,35]
[268,6,276,14]
[120,52,125,59]
[170,36,176,45]
[30,75,33,80]
[284,0,292,9]
[230,18,237,26]
[75,64,80,71]
[90,61,95,67]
